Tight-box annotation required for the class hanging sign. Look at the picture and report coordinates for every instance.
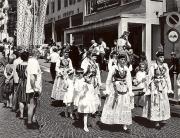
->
[166,12,180,28]
[167,29,179,43]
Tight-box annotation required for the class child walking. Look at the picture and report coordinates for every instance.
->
[4,57,14,108]
[78,73,97,132]
[73,68,84,119]
[63,70,75,119]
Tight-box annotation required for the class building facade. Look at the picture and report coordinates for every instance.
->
[44,0,84,44]
[64,0,166,62]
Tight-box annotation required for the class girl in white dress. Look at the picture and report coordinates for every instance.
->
[63,70,75,119]
[142,51,173,128]
[133,62,148,106]
[81,52,101,113]
[51,50,73,100]
[73,68,84,119]
[78,73,97,132]
[101,54,134,131]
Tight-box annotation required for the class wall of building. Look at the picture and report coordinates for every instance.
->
[45,0,84,24]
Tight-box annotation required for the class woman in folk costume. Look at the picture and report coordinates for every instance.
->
[51,49,73,100]
[142,51,173,128]
[73,68,85,119]
[78,72,98,132]
[101,53,134,131]
[63,69,75,119]
[81,51,101,113]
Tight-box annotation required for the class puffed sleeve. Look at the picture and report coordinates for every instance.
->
[96,63,101,86]
[164,63,173,93]
[177,74,180,87]
[81,59,89,73]
[108,59,112,71]
[55,58,61,73]
[126,67,133,96]
[104,66,115,95]
[68,58,73,70]
[145,64,155,95]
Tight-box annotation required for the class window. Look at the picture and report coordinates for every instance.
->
[86,0,95,15]
[64,0,68,7]
[51,0,55,13]
[58,0,61,10]
[77,0,81,2]
[46,3,49,15]
[69,0,76,5]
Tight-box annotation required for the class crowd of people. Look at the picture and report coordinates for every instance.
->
[0,30,178,133]
[47,31,175,133]
[0,48,42,129]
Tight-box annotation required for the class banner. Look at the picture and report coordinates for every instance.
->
[34,0,48,46]
[17,0,48,49]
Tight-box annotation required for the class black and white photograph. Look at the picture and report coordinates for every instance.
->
[0,0,180,137]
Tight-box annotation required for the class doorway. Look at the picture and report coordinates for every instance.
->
[128,23,143,56]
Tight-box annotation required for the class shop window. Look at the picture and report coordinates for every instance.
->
[69,0,76,5]
[58,0,61,10]
[51,0,55,13]
[64,0,68,7]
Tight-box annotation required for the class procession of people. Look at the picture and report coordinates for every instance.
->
[0,30,176,134]
[47,31,175,133]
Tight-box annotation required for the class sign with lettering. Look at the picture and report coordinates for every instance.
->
[94,0,120,11]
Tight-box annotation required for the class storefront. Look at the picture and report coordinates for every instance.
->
[64,0,165,61]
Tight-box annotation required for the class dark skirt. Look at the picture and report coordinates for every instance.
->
[3,81,13,100]
[0,75,5,102]
[16,79,27,103]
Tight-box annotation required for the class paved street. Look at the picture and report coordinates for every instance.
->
[0,60,180,138]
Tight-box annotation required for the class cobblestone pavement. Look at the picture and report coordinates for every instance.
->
[0,61,180,138]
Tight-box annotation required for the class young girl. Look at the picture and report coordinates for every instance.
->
[78,73,97,132]
[4,57,14,108]
[63,69,75,119]
[73,68,84,119]
[133,62,148,107]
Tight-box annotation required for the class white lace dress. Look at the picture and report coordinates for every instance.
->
[101,65,134,125]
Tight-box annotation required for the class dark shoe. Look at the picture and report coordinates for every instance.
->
[26,123,39,130]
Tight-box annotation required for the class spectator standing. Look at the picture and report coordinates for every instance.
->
[26,49,42,129]
[3,56,14,108]
[48,48,60,83]
[98,38,107,71]
[12,51,22,111]
[0,51,7,103]
[16,51,29,119]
